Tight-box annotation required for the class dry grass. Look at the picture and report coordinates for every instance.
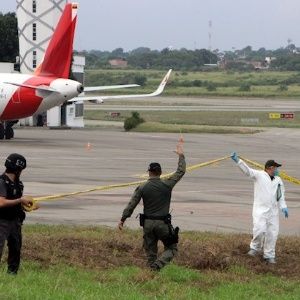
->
[85,110,300,129]
[20,226,300,279]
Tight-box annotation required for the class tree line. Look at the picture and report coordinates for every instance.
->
[76,45,300,72]
[76,47,218,70]
[0,12,19,63]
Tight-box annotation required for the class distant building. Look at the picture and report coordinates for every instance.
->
[109,58,128,68]
[249,61,265,70]
[265,57,276,65]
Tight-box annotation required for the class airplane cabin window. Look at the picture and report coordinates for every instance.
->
[32,23,37,41]
[33,0,37,13]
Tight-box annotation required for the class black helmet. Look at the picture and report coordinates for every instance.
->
[5,153,27,172]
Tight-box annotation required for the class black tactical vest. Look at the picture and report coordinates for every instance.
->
[0,174,25,220]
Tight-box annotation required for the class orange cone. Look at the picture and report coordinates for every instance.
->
[86,142,92,150]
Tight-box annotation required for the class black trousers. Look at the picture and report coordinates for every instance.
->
[0,219,22,274]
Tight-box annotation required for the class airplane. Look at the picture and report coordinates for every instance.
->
[75,69,172,104]
[0,3,172,140]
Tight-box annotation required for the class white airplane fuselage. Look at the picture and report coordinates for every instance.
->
[0,73,82,121]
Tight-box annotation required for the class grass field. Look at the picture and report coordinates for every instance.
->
[84,110,300,130]
[84,70,300,132]
[85,69,300,98]
[0,225,299,299]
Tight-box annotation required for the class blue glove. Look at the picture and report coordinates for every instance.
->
[282,208,289,218]
[231,152,239,163]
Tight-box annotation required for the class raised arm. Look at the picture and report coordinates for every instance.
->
[231,152,260,179]
[163,143,186,189]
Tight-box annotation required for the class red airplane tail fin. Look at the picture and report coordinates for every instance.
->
[34,3,78,78]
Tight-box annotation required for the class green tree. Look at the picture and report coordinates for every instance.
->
[0,12,19,62]
[206,82,217,91]
[239,83,251,91]
[277,84,288,91]
[124,111,144,131]
[110,48,125,58]
[134,74,147,86]
[271,55,300,71]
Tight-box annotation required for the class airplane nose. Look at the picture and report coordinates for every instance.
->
[77,84,84,93]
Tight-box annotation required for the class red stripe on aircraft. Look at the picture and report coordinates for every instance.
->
[35,3,77,79]
[1,76,53,120]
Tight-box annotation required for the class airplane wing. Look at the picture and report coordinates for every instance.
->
[100,69,172,100]
[84,84,139,92]
[3,82,59,93]
[4,82,139,93]
[73,96,104,104]
[68,69,172,104]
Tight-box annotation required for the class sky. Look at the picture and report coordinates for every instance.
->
[1,0,300,52]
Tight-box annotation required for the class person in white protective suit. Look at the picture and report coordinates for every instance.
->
[231,152,288,264]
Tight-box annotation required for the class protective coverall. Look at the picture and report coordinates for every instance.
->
[236,159,287,259]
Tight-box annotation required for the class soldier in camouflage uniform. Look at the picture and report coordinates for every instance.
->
[118,142,186,271]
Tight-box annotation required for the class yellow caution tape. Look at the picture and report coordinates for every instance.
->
[240,156,300,185]
[21,195,40,212]
[279,171,300,185]
[24,154,300,212]
[239,156,264,170]
[25,155,230,211]
[184,156,230,172]
[33,180,146,202]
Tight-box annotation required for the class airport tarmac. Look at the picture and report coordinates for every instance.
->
[1,127,300,235]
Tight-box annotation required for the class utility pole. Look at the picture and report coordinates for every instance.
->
[208,20,212,51]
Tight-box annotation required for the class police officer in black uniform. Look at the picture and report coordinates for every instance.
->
[0,153,33,275]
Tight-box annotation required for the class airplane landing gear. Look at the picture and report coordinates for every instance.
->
[0,121,18,140]
[5,126,14,140]
[0,123,4,140]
